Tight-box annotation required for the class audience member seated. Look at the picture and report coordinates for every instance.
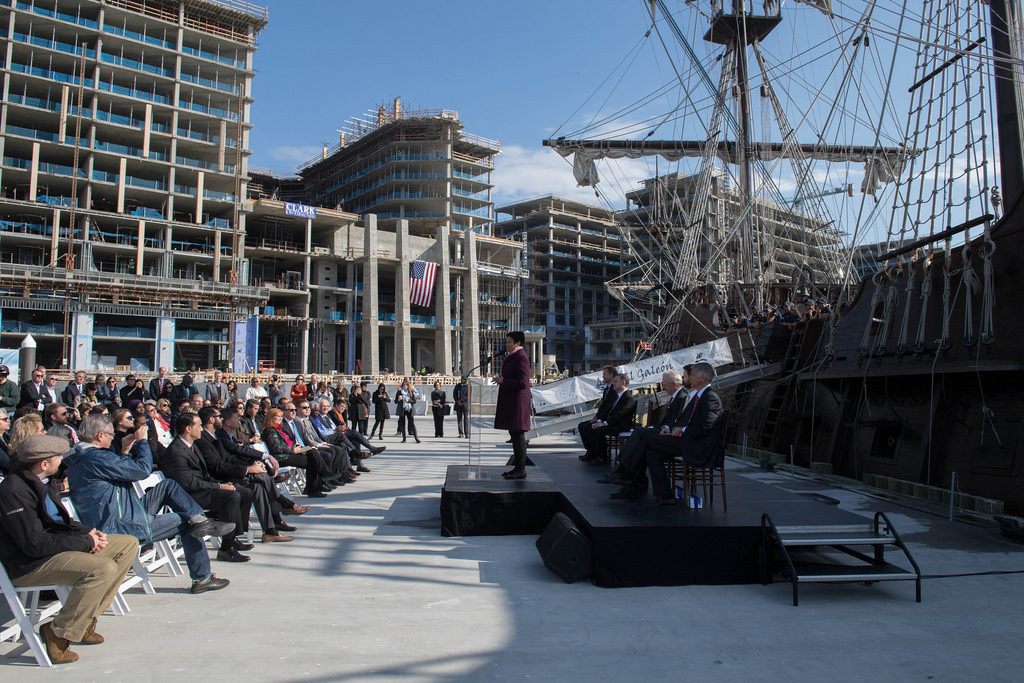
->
[217,406,310,519]
[262,407,336,498]
[0,434,139,664]
[281,402,355,482]
[195,407,294,543]
[161,413,254,562]
[64,414,233,594]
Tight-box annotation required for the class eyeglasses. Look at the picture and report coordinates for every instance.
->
[99,431,114,437]
[32,373,43,378]
[0,415,8,421]
[284,408,296,413]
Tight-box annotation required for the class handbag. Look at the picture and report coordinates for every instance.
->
[443,404,452,416]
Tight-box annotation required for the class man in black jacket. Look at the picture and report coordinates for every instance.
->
[604,369,690,498]
[578,366,617,462]
[579,373,636,464]
[0,435,138,664]
[61,371,87,408]
[149,367,171,399]
[18,366,50,410]
[644,362,724,505]
[160,413,253,562]
[196,407,293,543]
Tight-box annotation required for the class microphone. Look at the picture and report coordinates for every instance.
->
[463,355,493,378]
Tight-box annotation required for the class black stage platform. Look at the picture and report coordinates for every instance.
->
[440,452,868,587]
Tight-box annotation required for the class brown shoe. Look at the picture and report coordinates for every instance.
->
[79,617,104,645]
[40,622,79,664]
[262,531,294,543]
[282,504,310,515]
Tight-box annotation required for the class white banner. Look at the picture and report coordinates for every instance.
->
[530,338,734,413]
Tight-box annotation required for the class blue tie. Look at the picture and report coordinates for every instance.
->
[289,421,306,447]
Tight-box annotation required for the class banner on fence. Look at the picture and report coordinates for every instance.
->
[530,338,733,413]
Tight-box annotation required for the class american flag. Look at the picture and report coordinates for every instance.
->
[409,260,437,308]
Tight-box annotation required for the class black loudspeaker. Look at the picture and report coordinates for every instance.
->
[535,513,592,583]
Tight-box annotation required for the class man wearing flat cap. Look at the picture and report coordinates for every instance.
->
[0,435,138,664]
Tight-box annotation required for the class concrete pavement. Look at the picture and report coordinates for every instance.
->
[3,425,1024,681]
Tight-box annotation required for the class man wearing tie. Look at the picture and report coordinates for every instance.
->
[643,361,724,505]
[61,371,87,407]
[149,367,170,400]
[578,366,618,463]
[604,368,690,499]
[160,413,253,562]
[579,374,636,465]
[19,367,50,410]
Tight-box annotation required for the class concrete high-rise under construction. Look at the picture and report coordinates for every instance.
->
[0,0,268,370]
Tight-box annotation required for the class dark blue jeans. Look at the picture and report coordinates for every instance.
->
[141,478,211,581]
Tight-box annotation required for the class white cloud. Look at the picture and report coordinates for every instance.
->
[492,144,651,210]
[267,144,323,168]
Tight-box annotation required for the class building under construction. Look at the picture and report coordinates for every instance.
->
[494,195,621,374]
[0,0,268,370]
[249,101,536,376]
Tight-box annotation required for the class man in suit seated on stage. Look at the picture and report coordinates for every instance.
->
[578,365,618,463]
[61,371,87,408]
[579,373,636,465]
[601,368,689,497]
[644,361,724,505]
[160,413,254,562]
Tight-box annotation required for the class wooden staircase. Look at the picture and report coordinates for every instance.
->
[760,511,922,606]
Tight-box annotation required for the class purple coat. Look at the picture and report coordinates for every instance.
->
[494,347,532,431]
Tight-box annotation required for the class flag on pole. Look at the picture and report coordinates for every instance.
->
[637,340,653,351]
[409,260,437,308]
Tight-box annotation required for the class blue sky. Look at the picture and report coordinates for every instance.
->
[245,1,997,248]
[248,0,658,206]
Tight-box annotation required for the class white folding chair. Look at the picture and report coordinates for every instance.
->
[132,473,185,579]
[0,552,71,666]
[60,497,135,616]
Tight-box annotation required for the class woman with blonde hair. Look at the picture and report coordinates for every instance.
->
[9,412,45,459]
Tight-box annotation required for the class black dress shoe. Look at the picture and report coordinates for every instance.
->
[502,469,527,480]
[233,540,255,551]
[216,547,250,562]
[415,438,422,443]
[579,453,596,462]
[190,574,230,594]
[650,497,677,507]
[596,475,619,484]
[356,464,371,473]
[610,487,640,500]
[304,489,328,498]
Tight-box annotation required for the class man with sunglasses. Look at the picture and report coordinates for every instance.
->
[19,366,51,410]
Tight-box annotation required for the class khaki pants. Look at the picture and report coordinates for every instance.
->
[12,534,138,642]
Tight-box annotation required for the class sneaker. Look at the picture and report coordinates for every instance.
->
[190,574,230,594]
[188,519,235,538]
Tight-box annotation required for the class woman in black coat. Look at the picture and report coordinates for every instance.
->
[369,383,390,439]
[430,381,447,438]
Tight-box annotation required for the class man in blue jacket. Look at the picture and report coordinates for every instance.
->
[63,413,233,594]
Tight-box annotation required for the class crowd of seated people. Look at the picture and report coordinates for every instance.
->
[0,365,411,664]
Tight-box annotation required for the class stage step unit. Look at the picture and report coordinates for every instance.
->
[760,511,922,606]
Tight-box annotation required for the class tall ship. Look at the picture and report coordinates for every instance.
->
[544,0,1024,514]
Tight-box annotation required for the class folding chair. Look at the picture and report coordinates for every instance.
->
[60,497,135,615]
[0,553,71,666]
[132,473,185,580]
